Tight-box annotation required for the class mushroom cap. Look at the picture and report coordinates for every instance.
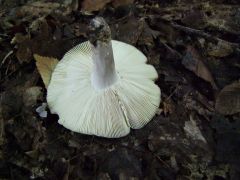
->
[47,40,161,138]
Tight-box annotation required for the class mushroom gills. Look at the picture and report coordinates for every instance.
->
[47,40,161,138]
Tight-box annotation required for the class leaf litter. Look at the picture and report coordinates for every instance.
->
[0,0,240,179]
[34,54,59,88]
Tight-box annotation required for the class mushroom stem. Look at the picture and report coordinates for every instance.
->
[91,41,118,90]
[89,17,118,90]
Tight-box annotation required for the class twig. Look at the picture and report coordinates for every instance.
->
[162,43,182,59]
[119,144,172,168]
[1,50,13,67]
[0,33,9,37]
[0,108,4,143]
[170,22,240,49]
[166,84,179,101]
[155,154,171,168]
[0,66,22,83]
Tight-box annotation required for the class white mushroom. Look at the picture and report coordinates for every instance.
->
[47,17,161,138]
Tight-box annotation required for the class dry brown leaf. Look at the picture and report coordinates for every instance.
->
[34,54,59,88]
[112,0,134,8]
[207,40,233,57]
[23,86,43,107]
[206,5,240,35]
[11,33,29,44]
[138,20,160,46]
[184,114,207,143]
[112,17,144,45]
[215,81,240,115]
[163,99,175,116]
[17,1,61,17]
[181,10,208,29]
[16,40,33,64]
[182,46,218,90]
[81,0,111,13]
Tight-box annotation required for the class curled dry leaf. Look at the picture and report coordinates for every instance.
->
[215,81,240,115]
[81,0,111,13]
[182,46,218,90]
[34,54,59,88]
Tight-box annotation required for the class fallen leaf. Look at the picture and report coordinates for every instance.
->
[16,1,61,18]
[215,81,240,115]
[0,88,23,120]
[163,99,175,116]
[23,86,43,107]
[182,46,218,90]
[112,17,144,45]
[184,114,207,143]
[206,4,240,35]
[34,54,59,88]
[149,16,180,46]
[112,0,134,8]
[207,40,233,57]
[73,22,88,37]
[181,10,208,29]
[81,0,111,13]
[64,0,79,12]
[138,19,160,46]
[16,41,33,63]
[16,19,51,64]
[11,33,29,44]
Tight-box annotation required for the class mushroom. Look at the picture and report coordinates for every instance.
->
[47,17,161,138]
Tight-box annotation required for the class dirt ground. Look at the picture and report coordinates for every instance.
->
[0,0,240,179]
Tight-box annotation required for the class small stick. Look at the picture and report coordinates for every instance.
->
[170,22,240,49]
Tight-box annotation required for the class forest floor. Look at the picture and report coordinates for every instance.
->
[0,0,240,179]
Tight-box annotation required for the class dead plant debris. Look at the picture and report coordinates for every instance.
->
[0,0,240,179]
